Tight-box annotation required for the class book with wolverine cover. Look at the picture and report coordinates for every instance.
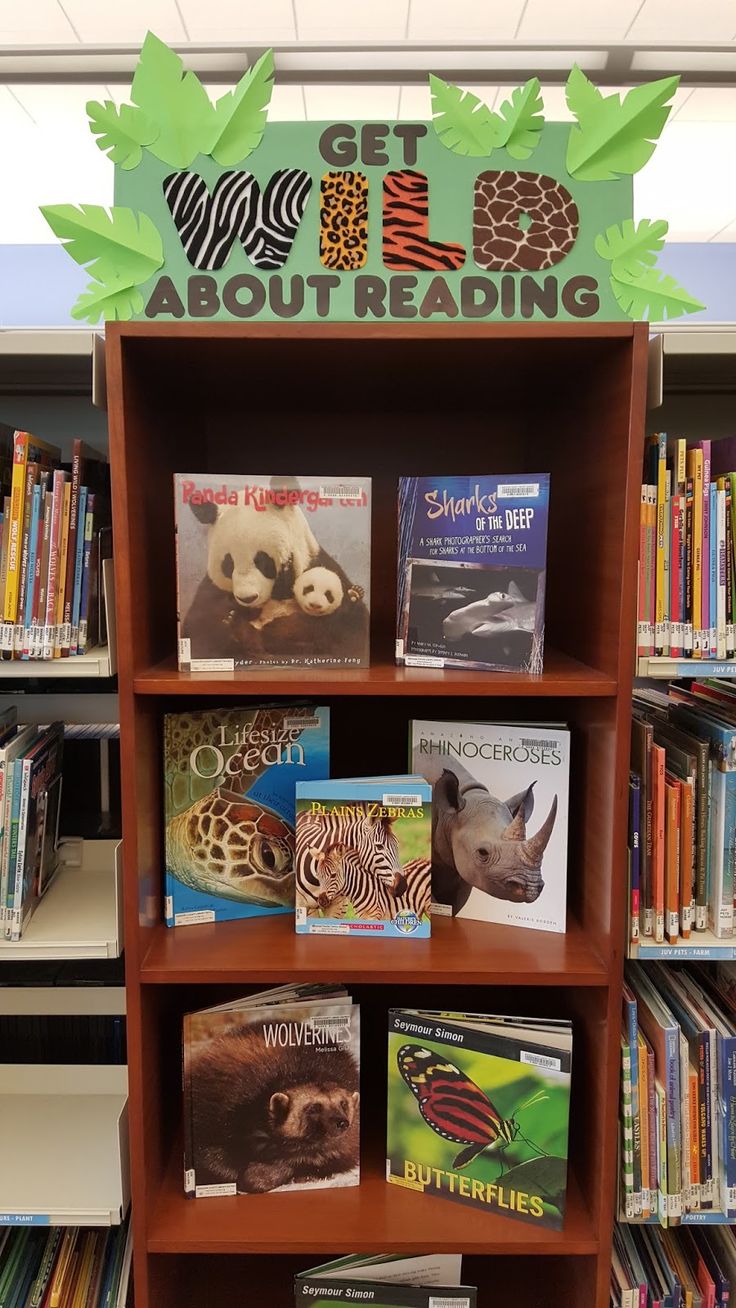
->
[295,1254,476,1306]
[386,1008,572,1230]
[183,984,360,1199]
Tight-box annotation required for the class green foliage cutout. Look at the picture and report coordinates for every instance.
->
[430,74,544,160]
[40,204,163,324]
[595,217,704,321]
[566,64,679,181]
[594,217,668,277]
[130,32,217,168]
[210,49,275,166]
[494,78,544,159]
[87,100,158,171]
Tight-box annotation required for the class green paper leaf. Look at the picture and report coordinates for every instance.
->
[494,78,544,160]
[594,217,669,277]
[210,49,274,166]
[131,31,216,168]
[87,99,158,170]
[72,278,145,324]
[566,66,679,180]
[40,204,163,287]
[429,74,500,157]
[610,265,705,321]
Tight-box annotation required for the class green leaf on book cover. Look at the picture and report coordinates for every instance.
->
[345,901,357,920]
[210,49,274,165]
[40,205,164,287]
[87,99,158,170]
[494,78,544,159]
[566,64,679,180]
[501,1155,568,1211]
[609,265,705,321]
[594,217,669,277]
[71,277,145,324]
[131,31,216,168]
[429,75,500,157]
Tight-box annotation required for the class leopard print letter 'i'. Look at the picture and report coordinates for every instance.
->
[319,171,369,271]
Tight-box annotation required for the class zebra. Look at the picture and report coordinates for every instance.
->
[306,843,431,922]
[163,168,312,271]
[296,807,404,911]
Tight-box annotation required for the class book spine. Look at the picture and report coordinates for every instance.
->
[70,486,87,656]
[695,754,711,933]
[648,484,657,653]
[54,480,71,658]
[653,744,666,943]
[656,1080,668,1226]
[21,483,41,658]
[718,483,728,659]
[708,1026,720,1213]
[630,774,641,944]
[685,476,694,654]
[691,450,704,656]
[3,761,23,939]
[671,492,682,657]
[647,1046,658,1224]
[665,778,681,945]
[723,1035,736,1218]
[656,434,667,655]
[639,1033,651,1216]
[77,499,94,655]
[689,1068,701,1210]
[680,1032,692,1211]
[679,777,694,939]
[29,479,47,660]
[43,471,64,660]
[0,760,10,935]
[638,485,650,656]
[626,997,643,1215]
[710,483,718,657]
[3,433,26,629]
[726,476,735,657]
[699,1033,713,1209]
[622,1039,635,1217]
[35,488,52,661]
[14,461,36,655]
[663,473,671,654]
[665,1025,682,1224]
[9,756,31,941]
[0,495,10,645]
[643,730,654,938]
[61,441,82,656]
[702,441,712,655]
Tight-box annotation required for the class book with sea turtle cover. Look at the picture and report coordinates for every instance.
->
[163,705,329,927]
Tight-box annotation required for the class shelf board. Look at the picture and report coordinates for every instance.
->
[140,912,608,986]
[637,655,736,679]
[0,840,122,961]
[133,649,616,698]
[148,1150,596,1256]
[629,929,736,961]
[0,647,113,679]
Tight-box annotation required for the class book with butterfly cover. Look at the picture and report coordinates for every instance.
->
[386,1008,572,1230]
[295,1254,476,1306]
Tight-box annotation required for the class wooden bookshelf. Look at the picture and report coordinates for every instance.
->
[107,321,647,1308]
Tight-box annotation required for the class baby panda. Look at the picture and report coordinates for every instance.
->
[190,1024,360,1194]
[260,549,369,659]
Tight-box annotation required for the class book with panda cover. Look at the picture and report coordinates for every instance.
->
[163,704,329,927]
[294,776,432,938]
[410,719,569,934]
[183,984,360,1198]
[174,473,371,671]
[386,1008,572,1230]
[396,475,549,673]
[295,1255,476,1306]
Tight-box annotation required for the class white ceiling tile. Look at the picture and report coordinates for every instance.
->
[517,0,641,42]
[628,0,736,42]
[710,218,736,241]
[296,0,409,40]
[634,122,736,242]
[0,0,76,43]
[674,88,736,121]
[408,0,525,40]
[303,84,401,120]
[60,0,186,43]
[179,0,296,42]
[11,83,109,129]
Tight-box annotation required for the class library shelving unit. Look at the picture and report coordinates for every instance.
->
[106,320,647,1308]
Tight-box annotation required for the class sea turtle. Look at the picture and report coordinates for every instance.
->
[166,787,295,907]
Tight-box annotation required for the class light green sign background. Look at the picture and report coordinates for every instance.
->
[115,121,633,323]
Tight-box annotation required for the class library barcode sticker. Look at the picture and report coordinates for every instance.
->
[382,793,423,807]
[520,1050,561,1071]
[430,1299,471,1308]
[496,483,540,498]
[319,483,364,500]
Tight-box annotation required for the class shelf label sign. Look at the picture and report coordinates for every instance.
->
[41,35,705,325]
[0,1214,50,1225]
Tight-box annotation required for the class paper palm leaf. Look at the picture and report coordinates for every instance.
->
[72,278,146,324]
[131,31,216,168]
[594,218,669,277]
[495,78,544,160]
[566,64,679,181]
[40,204,163,287]
[429,75,500,156]
[87,100,158,170]
[210,49,275,166]
[610,266,705,321]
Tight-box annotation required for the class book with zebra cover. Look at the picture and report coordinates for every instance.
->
[183,984,360,1198]
[163,704,329,928]
[294,776,432,937]
[295,1254,476,1306]
[396,475,550,673]
[174,473,371,671]
[387,1007,572,1230]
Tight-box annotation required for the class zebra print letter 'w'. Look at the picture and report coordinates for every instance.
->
[163,169,313,271]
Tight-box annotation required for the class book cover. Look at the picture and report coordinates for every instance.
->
[386,1008,571,1230]
[410,719,569,933]
[61,441,108,656]
[295,1254,475,1307]
[396,475,549,673]
[11,723,63,938]
[183,986,359,1197]
[174,473,371,671]
[294,776,432,937]
[163,704,329,927]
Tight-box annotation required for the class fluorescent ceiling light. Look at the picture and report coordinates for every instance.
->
[277,49,607,73]
[632,50,736,72]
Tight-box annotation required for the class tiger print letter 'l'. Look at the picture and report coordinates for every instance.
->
[163,169,313,271]
[383,170,466,272]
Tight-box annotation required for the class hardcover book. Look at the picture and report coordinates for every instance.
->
[9,721,63,939]
[396,475,550,673]
[174,473,371,671]
[163,704,329,927]
[386,1007,572,1230]
[410,719,569,933]
[294,776,432,937]
[183,985,360,1198]
[295,1255,476,1306]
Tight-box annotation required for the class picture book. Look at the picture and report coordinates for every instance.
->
[295,1255,476,1307]
[163,704,330,927]
[9,721,63,940]
[386,1008,572,1230]
[183,984,359,1198]
[410,719,569,933]
[174,473,371,671]
[294,776,432,937]
[396,475,550,673]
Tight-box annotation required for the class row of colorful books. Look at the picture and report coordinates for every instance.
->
[638,434,736,661]
[619,962,736,1226]
[0,709,64,942]
[164,707,569,938]
[295,1255,475,1305]
[613,1222,736,1307]
[183,984,572,1232]
[629,682,736,949]
[0,427,110,661]
[174,472,549,674]
[0,1219,131,1308]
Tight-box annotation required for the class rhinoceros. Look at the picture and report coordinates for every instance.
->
[424,758,557,914]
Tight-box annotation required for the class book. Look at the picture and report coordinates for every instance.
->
[183,984,359,1197]
[9,722,63,939]
[396,474,549,673]
[163,704,329,927]
[3,431,60,636]
[174,473,371,671]
[294,776,432,937]
[295,1255,476,1306]
[386,1007,572,1229]
[61,441,108,657]
[410,718,569,932]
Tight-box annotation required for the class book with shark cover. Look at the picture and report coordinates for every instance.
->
[396,475,550,673]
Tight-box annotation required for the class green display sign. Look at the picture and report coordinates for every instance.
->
[42,34,705,325]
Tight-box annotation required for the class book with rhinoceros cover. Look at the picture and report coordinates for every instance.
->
[163,705,329,927]
[396,475,549,673]
[410,720,569,933]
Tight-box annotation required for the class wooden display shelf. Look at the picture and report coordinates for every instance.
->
[133,650,616,697]
[141,912,608,987]
[148,1149,596,1256]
